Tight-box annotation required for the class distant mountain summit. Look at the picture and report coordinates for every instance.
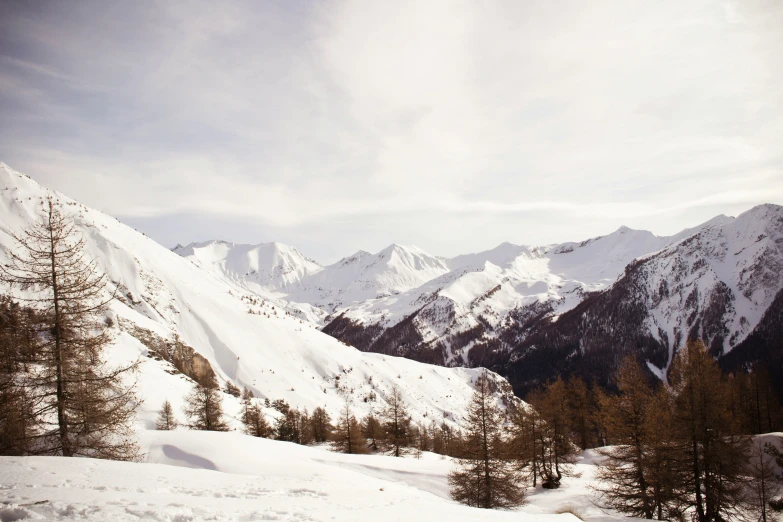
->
[173,240,323,290]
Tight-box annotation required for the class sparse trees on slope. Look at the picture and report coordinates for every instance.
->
[331,400,368,454]
[156,400,178,430]
[381,385,411,457]
[184,381,229,431]
[449,371,526,509]
[1,199,139,460]
[240,387,271,437]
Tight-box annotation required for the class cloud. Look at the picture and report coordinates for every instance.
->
[0,0,781,261]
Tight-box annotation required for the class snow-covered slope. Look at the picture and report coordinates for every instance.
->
[0,162,516,430]
[0,430,611,521]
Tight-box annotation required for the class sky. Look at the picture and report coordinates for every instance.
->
[1,0,782,264]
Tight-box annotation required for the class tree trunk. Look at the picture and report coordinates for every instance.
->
[48,204,70,457]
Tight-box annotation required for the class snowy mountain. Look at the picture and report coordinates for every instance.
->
[504,203,783,392]
[176,240,451,312]
[0,162,518,432]
[167,192,781,395]
[172,240,323,291]
[320,216,744,367]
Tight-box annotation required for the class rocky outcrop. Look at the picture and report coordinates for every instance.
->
[118,318,218,388]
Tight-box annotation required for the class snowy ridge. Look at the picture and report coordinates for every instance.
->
[634,203,783,366]
[0,162,517,432]
[173,239,323,290]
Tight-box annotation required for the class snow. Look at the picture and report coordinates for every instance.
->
[0,162,515,430]
[0,430,617,521]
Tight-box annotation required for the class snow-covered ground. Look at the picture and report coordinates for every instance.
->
[0,430,618,522]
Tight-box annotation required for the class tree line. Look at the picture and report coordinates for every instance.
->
[446,341,783,522]
[164,379,466,459]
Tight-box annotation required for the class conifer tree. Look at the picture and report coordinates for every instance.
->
[275,407,304,443]
[448,371,525,509]
[156,399,178,430]
[184,381,229,431]
[745,439,782,522]
[566,376,594,450]
[669,340,750,522]
[527,377,577,488]
[310,406,333,443]
[362,412,383,452]
[331,400,368,454]
[1,199,139,460]
[381,385,410,457]
[510,403,543,487]
[242,401,271,438]
[593,357,686,520]
[0,299,38,455]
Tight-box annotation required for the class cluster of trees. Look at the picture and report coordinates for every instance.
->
[447,342,783,521]
[161,381,465,458]
[0,200,139,460]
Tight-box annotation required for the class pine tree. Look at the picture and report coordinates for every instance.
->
[670,340,750,522]
[510,403,543,487]
[184,381,229,431]
[448,371,526,509]
[527,377,577,488]
[745,439,783,522]
[642,386,690,520]
[275,407,302,443]
[1,198,139,460]
[0,299,37,455]
[242,402,271,438]
[310,406,333,443]
[381,385,410,457]
[593,357,686,520]
[156,399,178,430]
[566,376,594,450]
[331,400,368,454]
[0,376,36,455]
[362,412,383,452]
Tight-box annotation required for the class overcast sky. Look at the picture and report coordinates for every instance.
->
[1,0,781,263]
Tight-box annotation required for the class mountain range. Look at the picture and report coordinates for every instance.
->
[173,201,783,396]
[2,161,781,405]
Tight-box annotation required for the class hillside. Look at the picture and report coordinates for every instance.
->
[0,162,517,431]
